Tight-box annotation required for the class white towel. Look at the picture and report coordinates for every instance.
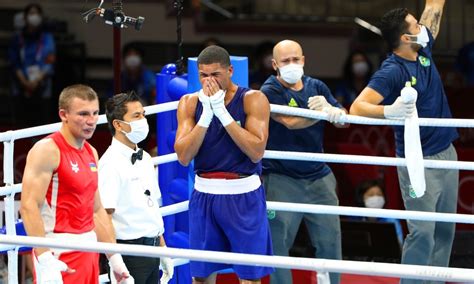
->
[401,82,426,198]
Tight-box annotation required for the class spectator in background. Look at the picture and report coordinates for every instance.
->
[353,179,404,244]
[456,41,474,86]
[113,43,156,105]
[8,3,56,126]
[334,50,373,107]
[250,41,275,90]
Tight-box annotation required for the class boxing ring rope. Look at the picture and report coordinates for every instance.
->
[1,234,474,283]
[270,104,474,128]
[1,102,474,283]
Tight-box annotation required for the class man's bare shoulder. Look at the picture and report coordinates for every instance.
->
[244,89,269,103]
[180,92,199,102]
[31,138,59,155]
[27,138,60,169]
[178,93,199,111]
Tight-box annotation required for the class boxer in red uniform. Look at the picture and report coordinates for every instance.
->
[20,84,131,284]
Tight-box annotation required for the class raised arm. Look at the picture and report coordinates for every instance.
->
[224,90,270,163]
[419,0,445,39]
[174,94,209,166]
[20,139,59,256]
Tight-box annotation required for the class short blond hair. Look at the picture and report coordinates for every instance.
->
[58,84,98,110]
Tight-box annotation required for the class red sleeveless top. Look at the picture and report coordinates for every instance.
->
[42,132,98,234]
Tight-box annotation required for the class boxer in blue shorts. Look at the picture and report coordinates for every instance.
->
[175,45,274,284]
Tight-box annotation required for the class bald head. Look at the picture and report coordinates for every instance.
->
[271,40,305,80]
[273,40,303,61]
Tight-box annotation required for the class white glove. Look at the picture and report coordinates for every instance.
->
[36,251,69,284]
[400,82,417,105]
[308,95,331,111]
[308,96,345,124]
[209,90,233,127]
[197,90,214,128]
[323,106,346,124]
[109,254,131,283]
[160,257,174,284]
[384,96,415,119]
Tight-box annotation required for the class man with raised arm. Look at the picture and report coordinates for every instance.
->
[350,2,459,283]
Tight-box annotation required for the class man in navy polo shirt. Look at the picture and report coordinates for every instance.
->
[260,39,346,284]
[350,1,458,283]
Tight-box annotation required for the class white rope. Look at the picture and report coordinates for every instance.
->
[151,150,474,171]
[0,184,21,196]
[152,153,178,166]
[264,150,474,171]
[1,235,473,282]
[2,101,473,142]
[160,200,190,217]
[3,149,473,197]
[0,101,179,142]
[267,201,474,223]
[155,200,474,224]
[270,104,474,128]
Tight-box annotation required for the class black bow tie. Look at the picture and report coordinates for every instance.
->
[131,148,143,165]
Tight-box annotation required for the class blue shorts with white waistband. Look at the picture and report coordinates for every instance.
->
[189,185,274,280]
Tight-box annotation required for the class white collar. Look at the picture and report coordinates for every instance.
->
[111,137,140,158]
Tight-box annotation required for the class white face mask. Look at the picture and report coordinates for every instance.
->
[407,25,429,48]
[364,196,385,209]
[120,118,149,144]
[278,63,304,84]
[124,55,142,69]
[27,14,42,27]
[352,62,369,76]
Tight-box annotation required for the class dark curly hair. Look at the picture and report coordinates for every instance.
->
[379,8,410,51]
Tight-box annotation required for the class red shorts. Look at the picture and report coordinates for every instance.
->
[33,250,99,284]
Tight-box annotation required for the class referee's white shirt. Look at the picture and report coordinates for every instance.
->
[99,138,164,240]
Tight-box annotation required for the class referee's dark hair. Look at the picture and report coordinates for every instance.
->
[105,91,143,136]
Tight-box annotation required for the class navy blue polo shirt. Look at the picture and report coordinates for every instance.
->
[368,29,458,157]
[261,75,341,180]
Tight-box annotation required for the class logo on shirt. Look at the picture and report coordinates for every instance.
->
[418,56,431,67]
[267,209,276,220]
[89,162,97,172]
[411,76,417,86]
[70,161,79,173]
[288,98,298,107]
[236,120,241,126]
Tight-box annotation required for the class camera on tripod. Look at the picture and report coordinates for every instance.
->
[82,0,145,30]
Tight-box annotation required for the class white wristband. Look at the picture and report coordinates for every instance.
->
[109,253,128,273]
[216,111,234,127]
[197,112,213,127]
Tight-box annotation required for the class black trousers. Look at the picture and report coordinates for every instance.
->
[116,237,160,284]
